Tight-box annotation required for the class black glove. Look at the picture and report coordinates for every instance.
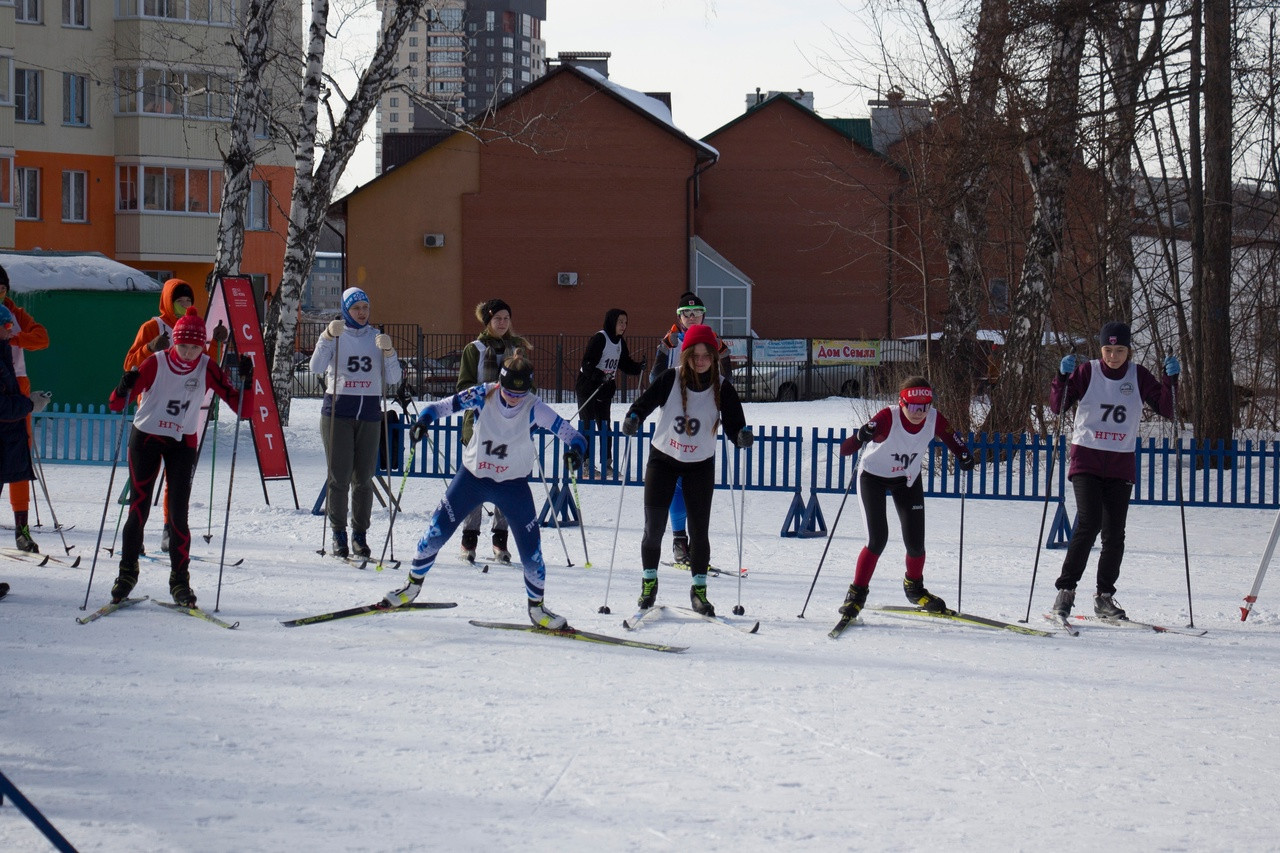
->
[115,369,140,397]
[600,378,616,398]
[409,412,435,444]
[237,355,253,387]
[149,332,170,352]
[736,428,754,449]
[563,448,584,473]
[956,452,975,471]
[856,421,876,443]
[212,323,230,343]
[621,413,640,436]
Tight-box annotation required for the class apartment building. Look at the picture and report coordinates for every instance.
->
[0,0,296,291]
[374,0,545,173]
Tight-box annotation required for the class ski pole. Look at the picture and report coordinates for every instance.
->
[203,395,220,542]
[957,457,967,613]
[104,484,128,556]
[567,464,592,568]
[1171,382,1194,626]
[532,444,574,567]
[1020,404,1068,623]
[797,465,856,619]
[596,435,632,614]
[731,438,748,616]
[28,436,75,554]
[377,433,422,572]
[1241,507,1280,621]
[317,334,341,556]
[213,363,252,613]
[82,407,132,610]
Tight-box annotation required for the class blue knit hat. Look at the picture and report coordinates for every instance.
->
[0,304,12,328]
[341,287,370,329]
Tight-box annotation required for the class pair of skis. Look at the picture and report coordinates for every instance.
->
[1044,612,1208,637]
[76,596,240,629]
[830,605,1056,639]
[622,604,759,634]
[0,548,81,568]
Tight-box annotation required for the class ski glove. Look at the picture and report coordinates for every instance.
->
[149,332,170,352]
[1164,355,1181,376]
[30,390,52,414]
[212,323,230,343]
[563,448,584,473]
[115,369,140,397]
[856,421,877,443]
[1059,354,1077,376]
[621,413,640,436]
[375,333,393,353]
[409,412,435,444]
[324,318,345,339]
[956,452,975,471]
[736,427,754,449]
[238,355,254,388]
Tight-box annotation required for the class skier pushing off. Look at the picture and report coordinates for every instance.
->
[383,349,587,630]
[835,376,974,620]
[1049,321,1180,621]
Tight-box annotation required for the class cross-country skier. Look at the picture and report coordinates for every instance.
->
[1048,321,1179,621]
[0,303,40,598]
[310,287,401,559]
[383,349,587,630]
[107,308,252,607]
[455,299,531,564]
[0,265,49,553]
[623,324,750,617]
[648,292,732,565]
[575,308,644,477]
[835,376,974,620]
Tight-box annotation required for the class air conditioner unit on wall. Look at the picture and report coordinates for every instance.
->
[557,272,578,286]
[423,233,445,248]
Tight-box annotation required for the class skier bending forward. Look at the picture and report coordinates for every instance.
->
[382,349,587,630]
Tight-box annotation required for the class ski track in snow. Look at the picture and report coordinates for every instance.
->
[3,398,1280,851]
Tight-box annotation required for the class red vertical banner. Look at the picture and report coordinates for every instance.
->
[205,276,296,499]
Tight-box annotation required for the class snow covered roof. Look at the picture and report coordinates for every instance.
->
[0,251,161,292]
[573,67,719,160]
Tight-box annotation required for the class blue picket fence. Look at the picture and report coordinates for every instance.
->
[36,407,1280,536]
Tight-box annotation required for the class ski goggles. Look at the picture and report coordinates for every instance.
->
[677,308,705,320]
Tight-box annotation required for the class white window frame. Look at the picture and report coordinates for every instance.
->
[62,0,87,26]
[16,0,41,23]
[16,167,39,220]
[248,179,269,230]
[0,56,12,106]
[15,68,40,123]
[63,72,88,125]
[62,169,87,222]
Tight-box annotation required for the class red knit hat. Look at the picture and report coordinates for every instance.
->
[681,324,718,352]
[172,307,206,346]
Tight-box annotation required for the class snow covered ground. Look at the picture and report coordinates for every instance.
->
[4,398,1280,852]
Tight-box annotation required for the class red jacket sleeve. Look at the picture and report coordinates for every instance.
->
[109,356,159,411]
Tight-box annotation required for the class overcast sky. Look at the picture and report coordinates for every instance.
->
[342,0,879,189]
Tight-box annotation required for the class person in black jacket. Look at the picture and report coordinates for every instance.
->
[575,308,644,477]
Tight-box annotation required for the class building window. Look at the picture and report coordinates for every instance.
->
[116,66,234,120]
[694,240,752,336]
[15,69,41,123]
[248,179,269,230]
[63,73,89,125]
[117,164,222,213]
[988,277,1009,314]
[0,155,13,206]
[63,0,87,26]
[0,57,11,105]
[62,170,87,221]
[389,112,399,123]
[16,0,41,23]
[16,167,40,220]
[114,0,236,25]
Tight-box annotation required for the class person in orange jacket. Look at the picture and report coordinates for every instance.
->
[121,278,226,552]
[0,264,50,553]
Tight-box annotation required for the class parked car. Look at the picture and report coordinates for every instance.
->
[291,360,326,397]
[401,353,462,398]
[745,363,869,402]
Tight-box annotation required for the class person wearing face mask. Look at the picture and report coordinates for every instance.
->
[622,325,751,618]
[383,349,587,630]
[455,299,530,565]
[105,308,253,607]
[575,308,645,478]
[1048,322,1179,623]
[836,376,974,620]
[310,287,402,561]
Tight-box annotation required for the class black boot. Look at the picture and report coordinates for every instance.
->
[351,530,371,558]
[492,528,511,564]
[672,531,690,564]
[111,560,140,604]
[170,569,197,607]
[638,576,658,608]
[331,529,349,559]
[839,583,869,618]
[689,584,715,616]
[460,529,480,562]
[903,576,948,613]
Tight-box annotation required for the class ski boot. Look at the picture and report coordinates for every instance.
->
[638,575,658,609]
[351,530,371,559]
[460,528,480,564]
[689,584,715,617]
[331,529,349,559]
[671,531,690,564]
[14,525,39,554]
[111,560,140,604]
[1052,588,1075,620]
[902,576,948,613]
[492,528,511,564]
[1094,593,1127,620]
[528,599,567,630]
[383,574,423,608]
[170,569,197,608]
[839,583,869,618]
